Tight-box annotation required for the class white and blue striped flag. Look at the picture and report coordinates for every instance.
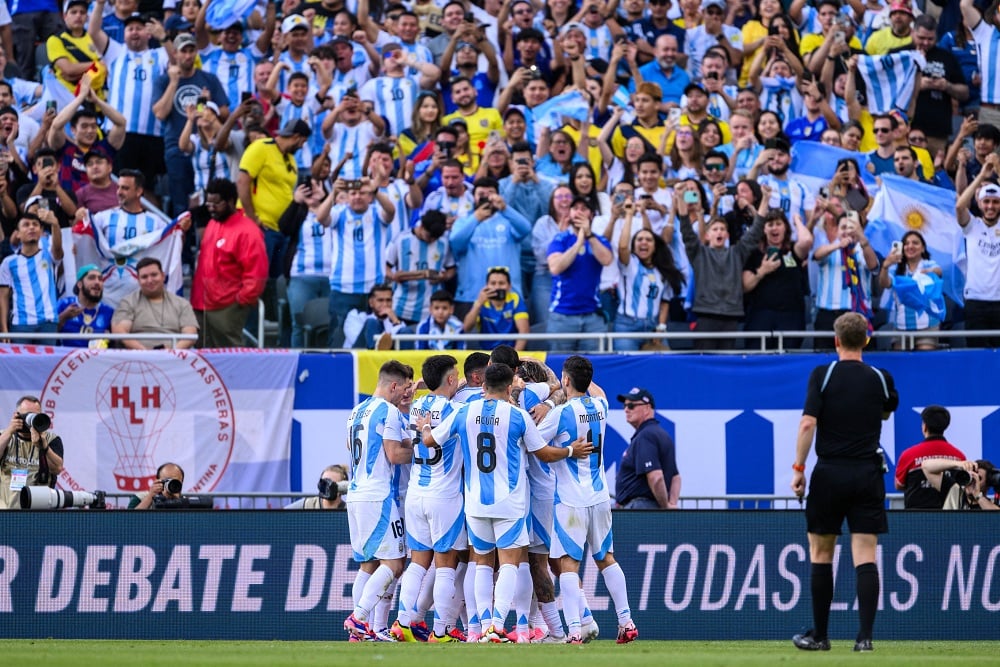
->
[865,174,966,305]
[532,90,591,142]
[856,51,926,115]
[789,141,878,194]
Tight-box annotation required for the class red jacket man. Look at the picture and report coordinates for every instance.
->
[191,178,267,347]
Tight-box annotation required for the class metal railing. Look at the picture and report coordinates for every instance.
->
[387,329,1000,353]
[1,332,198,347]
[6,328,1000,353]
[94,491,904,510]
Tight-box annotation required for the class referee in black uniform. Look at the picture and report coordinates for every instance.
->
[791,313,898,653]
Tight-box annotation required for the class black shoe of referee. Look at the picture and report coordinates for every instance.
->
[853,638,874,652]
[792,630,830,651]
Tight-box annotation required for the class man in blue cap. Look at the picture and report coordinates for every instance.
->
[57,263,114,347]
[614,387,681,509]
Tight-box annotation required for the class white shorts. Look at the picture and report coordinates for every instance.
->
[467,515,529,554]
[405,493,467,553]
[550,501,614,562]
[528,496,554,554]
[347,497,406,562]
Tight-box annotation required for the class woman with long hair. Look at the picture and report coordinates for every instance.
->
[569,162,610,218]
[475,141,512,181]
[740,0,798,85]
[742,209,813,349]
[723,178,763,242]
[664,126,703,183]
[613,197,685,351]
[530,185,574,329]
[536,128,586,183]
[878,230,944,350]
[698,119,730,157]
[398,91,443,180]
[826,157,870,214]
[755,109,786,144]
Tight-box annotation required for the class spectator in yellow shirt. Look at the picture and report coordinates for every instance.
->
[865,0,914,55]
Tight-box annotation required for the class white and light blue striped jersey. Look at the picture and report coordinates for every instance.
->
[399,41,435,78]
[92,208,167,247]
[104,41,167,136]
[291,211,334,278]
[384,229,453,322]
[380,178,413,242]
[814,244,873,311]
[276,97,322,169]
[431,397,546,518]
[277,51,316,91]
[856,52,922,115]
[328,203,389,294]
[617,257,672,320]
[327,120,378,180]
[200,45,262,109]
[346,395,408,502]
[582,25,613,62]
[971,20,1000,104]
[732,143,762,180]
[453,385,483,403]
[189,134,231,193]
[520,383,555,501]
[420,187,475,223]
[759,174,814,225]
[407,393,464,498]
[0,248,59,325]
[537,395,610,508]
[758,83,802,125]
[359,75,418,135]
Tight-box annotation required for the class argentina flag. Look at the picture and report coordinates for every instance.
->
[789,141,878,194]
[865,174,966,305]
[856,51,926,115]
[531,90,591,142]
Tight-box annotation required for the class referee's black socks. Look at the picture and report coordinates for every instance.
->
[810,563,833,640]
[855,562,879,641]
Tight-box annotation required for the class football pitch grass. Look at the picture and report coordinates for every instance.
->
[3,640,999,666]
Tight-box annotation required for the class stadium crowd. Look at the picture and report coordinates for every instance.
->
[1,0,1000,350]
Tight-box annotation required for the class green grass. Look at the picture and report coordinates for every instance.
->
[3,641,1000,667]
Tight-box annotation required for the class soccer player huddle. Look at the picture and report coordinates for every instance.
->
[342,347,637,645]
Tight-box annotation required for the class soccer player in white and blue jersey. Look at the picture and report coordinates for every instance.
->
[384,210,455,324]
[0,212,63,343]
[537,355,638,644]
[344,361,415,641]
[327,179,395,347]
[453,352,490,404]
[393,355,466,643]
[420,363,589,643]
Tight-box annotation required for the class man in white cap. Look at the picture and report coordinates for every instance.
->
[955,152,1000,346]
[276,13,315,90]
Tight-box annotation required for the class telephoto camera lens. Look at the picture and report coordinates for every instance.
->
[22,413,51,432]
[163,478,182,495]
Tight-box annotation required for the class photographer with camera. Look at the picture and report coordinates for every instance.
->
[0,396,63,510]
[128,462,185,510]
[285,464,349,510]
[921,458,1000,511]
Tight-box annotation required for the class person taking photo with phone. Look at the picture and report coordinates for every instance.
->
[462,266,530,350]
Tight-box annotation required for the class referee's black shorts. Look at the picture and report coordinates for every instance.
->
[806,458,888,535]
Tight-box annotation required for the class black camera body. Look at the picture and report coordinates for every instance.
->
[152,494,213,510]
[947,468,974,488]
[987,469,1000,492]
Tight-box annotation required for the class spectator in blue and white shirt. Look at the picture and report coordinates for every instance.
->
[194,2,276,110]
[412,289,465,351]
[327,175,396,347]
[385,210,455,325]
[0,208,63,343]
